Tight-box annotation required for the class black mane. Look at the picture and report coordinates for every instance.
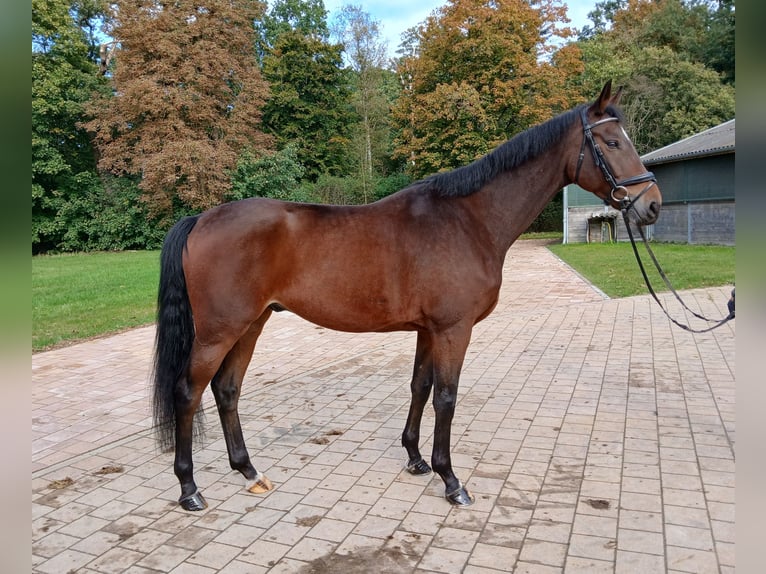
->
[419,103,599,198]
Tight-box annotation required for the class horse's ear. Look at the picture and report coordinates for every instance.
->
[590,80,613,115]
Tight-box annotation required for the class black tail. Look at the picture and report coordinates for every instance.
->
[152,215,199,451]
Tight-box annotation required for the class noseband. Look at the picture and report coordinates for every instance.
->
[574,107,656,212]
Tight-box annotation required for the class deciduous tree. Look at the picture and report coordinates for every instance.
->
[332,5,395,201]
[573,0,735,152]
[84,0,272,218]
[32,0,110,251]
[392,0,581,179]
[260,0,353,181]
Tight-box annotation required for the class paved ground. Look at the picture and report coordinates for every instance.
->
[32,240,735,573]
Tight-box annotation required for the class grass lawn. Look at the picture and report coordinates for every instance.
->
[547,241,735,298]
[32,240,734,352]
[33,251,160,351]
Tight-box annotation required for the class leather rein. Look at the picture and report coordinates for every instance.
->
[575,107,734,334]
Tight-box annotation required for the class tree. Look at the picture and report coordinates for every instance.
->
[578,0,627,39]
[622,46,735,152]
[256,0,329,60]
[228,143,308,202]
[83,0,272,219]
[573,0,735,152]
[699,0,735,85]
[391,0,582,179]
[260,1,353,181]
[332,5,394,201]
[32,0,110,251]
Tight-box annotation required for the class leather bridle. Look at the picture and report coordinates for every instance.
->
[574,106,657,213]
[574,107,734,333]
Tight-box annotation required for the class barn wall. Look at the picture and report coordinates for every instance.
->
[652,201,735,245]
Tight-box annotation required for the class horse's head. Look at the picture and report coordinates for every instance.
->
[571,81,662,226]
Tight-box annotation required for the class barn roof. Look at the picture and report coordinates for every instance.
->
[641,119,735,166]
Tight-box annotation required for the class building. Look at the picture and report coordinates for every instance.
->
[563,119,735,245]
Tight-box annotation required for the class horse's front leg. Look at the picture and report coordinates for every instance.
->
[430,325,475,506]
[211,313,273,495]
[402,331,434,475]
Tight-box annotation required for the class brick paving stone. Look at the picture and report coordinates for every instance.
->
[615,549,666,573]
[418,546,471,574]
[32,240,735,573]
[519,540,568,567]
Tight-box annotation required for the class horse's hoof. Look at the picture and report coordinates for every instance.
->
[247,473,274,494]
[179,490,208,511]
[446,484,474,506]
[406,458,432,475]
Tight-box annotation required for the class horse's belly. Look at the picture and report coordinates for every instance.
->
[274,284,419,333]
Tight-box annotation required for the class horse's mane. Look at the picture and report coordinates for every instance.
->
[417,103,620,198]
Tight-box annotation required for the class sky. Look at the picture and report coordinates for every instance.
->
[321,0,598,58]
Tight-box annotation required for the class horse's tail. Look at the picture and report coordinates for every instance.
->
[152,215,199,451]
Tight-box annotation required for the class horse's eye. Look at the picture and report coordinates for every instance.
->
[606,140,619,149]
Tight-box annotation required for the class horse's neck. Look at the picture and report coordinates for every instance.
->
[474,144,571,255]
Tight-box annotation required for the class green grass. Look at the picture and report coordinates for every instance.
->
[33,251,160,351]
[547,242,735,298]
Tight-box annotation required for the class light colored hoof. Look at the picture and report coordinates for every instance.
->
[247,473,274,494]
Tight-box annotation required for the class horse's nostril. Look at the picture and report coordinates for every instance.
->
[649,201,660,216]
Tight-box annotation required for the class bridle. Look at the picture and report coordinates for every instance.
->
[574,106,657,211]
[574,106,734,333]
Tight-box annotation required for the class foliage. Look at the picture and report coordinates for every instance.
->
[308,172,412,205]
[703,0,735,85]
[572,0,735,153]
[256,0,329,61]
[372,173,413,202]
[228,143,310,202]
[261,24,354,181]
[392,0,583,179]
[34,173,176,254]
[83,0,272,218]
[31,0,735,254]
[526,191,563,233]
[623,47,735,153]
[32,0,110,252]
[332,5,397,201]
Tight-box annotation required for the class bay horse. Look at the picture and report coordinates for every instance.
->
[153,81,661,511]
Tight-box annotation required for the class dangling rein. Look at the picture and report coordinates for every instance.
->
[620,201,734,334]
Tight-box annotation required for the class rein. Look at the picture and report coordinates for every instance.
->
[620,208,735,334]
[576,106,735,334]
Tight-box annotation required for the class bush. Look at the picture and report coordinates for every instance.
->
[33,174,168,253]
[526,190,563,233]
[373,173,412,201]
[228,144,312,202]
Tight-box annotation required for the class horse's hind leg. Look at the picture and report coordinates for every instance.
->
[211,311,274,495]
[175,341,232,511]
[402,331,434,475]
